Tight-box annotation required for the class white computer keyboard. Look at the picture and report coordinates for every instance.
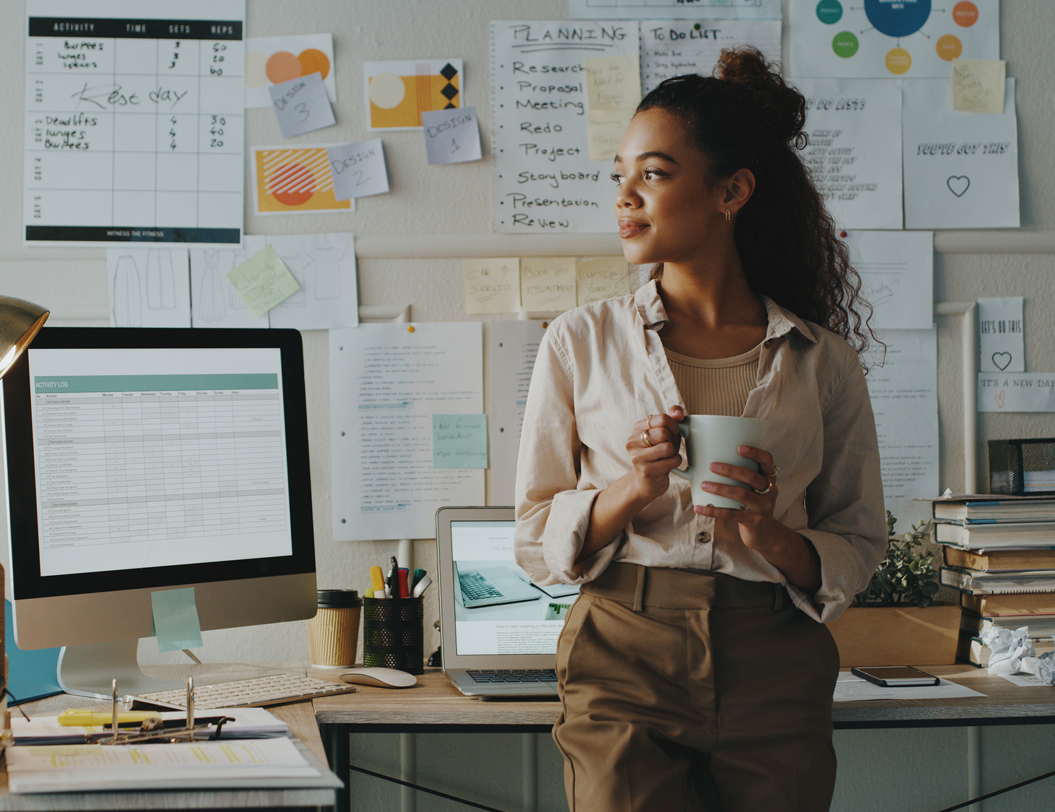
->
[133,673,357,709]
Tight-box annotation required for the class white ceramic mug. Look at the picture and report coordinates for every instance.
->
[671,415,769,510]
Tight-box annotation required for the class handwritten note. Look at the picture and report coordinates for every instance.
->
[465,258,521,314]
[433,415,488,469]
[269,71,335,137]
[978,297,1024,373]
[584,55,640,161]
[227,245,301,316]
[952,59,1006,114]
[577,256,630,305]
[328,138,389,199]
[521,257,577,312]
[151,588,202,653]
[421,107,482,164]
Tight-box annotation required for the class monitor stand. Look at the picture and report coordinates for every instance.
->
[57,640,185,700]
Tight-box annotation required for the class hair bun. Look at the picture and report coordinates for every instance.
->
[716,47,806,148]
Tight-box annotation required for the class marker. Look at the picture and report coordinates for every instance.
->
[58,710,161,727]
[411,575,432,598]
[387,556,399,596]
[397,568,410,599]
[411,568,427,589]
[370,566,386,594]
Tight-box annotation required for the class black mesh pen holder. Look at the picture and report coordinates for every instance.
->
[362,596,424,675]
[988,438,1055,495]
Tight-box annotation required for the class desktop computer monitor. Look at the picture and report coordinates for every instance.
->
[1,327,317,699]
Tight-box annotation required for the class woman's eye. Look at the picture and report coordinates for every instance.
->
[610,172,624,185]
[644,169,663,180]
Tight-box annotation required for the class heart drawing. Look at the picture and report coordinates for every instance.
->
[947,175,971,197]
[992,352,1013,371]
[994,390,1006,409]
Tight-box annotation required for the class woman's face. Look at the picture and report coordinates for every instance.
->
[612,108,728,268]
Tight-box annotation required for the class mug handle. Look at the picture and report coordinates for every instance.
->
[670,422,692,481]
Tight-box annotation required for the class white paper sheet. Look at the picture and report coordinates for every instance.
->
[330,323,484,540]
[422,107,482,165]
[570,0,782,20]
[902,78,1019,230]
[845,230,933,331]
[260,234,360,330]
[639,20,781,94]
[491,20,639,234]
[24,0,246,247]
[328,139,389,200]
[190,244,269,328]
[788,0,1000,79]
[245,34,336,109]
[866,328,939,528]
[488,320,547,504]
[796,79,903,230]
[833,673,985,702]
[978,373,1055,414]
[108,249,191,327]
[978,297,1024,373]
[270,72,335,138]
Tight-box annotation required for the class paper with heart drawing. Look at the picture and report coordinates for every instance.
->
[979,297,1024,373]
[902,78,1019,229]
[979,374,1055,413]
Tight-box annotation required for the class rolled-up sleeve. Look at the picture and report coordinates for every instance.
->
[514,328,620,586]
[792,355,887,623]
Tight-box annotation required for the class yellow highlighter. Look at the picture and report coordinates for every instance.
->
[58,709,161,727]
[370,565,389,599]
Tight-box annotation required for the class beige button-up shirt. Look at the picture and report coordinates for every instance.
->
[514,280,886,623]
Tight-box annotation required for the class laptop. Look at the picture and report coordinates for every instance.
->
[435,506,579,699]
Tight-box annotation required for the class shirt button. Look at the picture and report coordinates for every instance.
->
[696,531,711,544]
[764,338,774,348]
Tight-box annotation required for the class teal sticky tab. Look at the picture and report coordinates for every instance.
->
[151,588,204,653]
[432,414,488,469]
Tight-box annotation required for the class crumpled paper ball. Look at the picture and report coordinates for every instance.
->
[981,626,1035,676]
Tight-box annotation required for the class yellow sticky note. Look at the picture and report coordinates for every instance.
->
[521,257,578,312]
[951,59,1006,114]
[227,246,301,317]
[584,55,642,112]
[577,257,631,306]
[464,258,520,315]
[588,108,635,162]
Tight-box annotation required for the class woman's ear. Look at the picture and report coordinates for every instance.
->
[722,168,756,215]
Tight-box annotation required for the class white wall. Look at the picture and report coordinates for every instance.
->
[3,1,1055,810]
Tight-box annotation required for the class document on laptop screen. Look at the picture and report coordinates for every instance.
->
[451,521,577,656]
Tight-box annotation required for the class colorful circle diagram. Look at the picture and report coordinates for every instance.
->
[863,0,931,38]
[245,48,332,88]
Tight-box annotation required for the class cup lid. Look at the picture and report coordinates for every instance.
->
[317,589,363,608]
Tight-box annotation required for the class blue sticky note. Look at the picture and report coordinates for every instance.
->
[433,414,488,469]
[4,600,62,704]
[151,588,203,653]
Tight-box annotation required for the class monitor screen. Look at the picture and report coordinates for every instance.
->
[2,327,316,698]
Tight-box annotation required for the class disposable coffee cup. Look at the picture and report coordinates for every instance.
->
[672,415,769,510]
[308,589,363,668]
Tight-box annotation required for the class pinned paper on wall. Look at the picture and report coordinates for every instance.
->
[570,0,782,20]
[245,34,336,109]
[258,233,360,330]
[577,257,631,305]
[422,107,482,164]
[584,55,640,161]
[365,59,463,130]
[253,145,354,214]
[269,72,336,138]
[152,588,203,653]
[521,257,578,312]
[979,373,1055,413]
[227,245,301,317]
[433,415,489,469]
[328,139,390,200]
[190,247,269,329]
[952,59,1006,114]
[845,230,933,330]
[978,297,1024,373]
[465,258,521,314]
[107,249,191,328]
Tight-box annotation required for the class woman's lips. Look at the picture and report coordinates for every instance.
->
[618,219,648,238]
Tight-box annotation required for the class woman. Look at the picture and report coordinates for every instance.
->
[514,48,886,812]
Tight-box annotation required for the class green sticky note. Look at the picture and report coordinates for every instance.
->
[433,414,488,469]
[151,588,203,653]
[227,245,301,317]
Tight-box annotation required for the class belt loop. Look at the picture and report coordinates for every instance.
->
[773,584,784,611]
[633,565,648,612]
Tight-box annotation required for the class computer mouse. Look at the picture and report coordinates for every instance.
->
[339,667,418,688]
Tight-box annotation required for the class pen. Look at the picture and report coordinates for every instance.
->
[397,568,410,599]
[411,575,432,598]
[59,710,161,727]
[387,556,399,596]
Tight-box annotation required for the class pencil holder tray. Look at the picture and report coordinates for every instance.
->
[362,596,424,675]
[988,438,1055,495]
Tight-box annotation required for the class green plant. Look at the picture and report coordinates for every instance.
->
[852,511,941,608]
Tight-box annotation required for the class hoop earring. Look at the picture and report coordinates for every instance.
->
[724,209,731,222]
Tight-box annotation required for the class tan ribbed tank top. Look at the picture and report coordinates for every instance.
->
[665,343,761,416]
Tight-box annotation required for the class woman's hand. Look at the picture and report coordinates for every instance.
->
[626,406,685,503]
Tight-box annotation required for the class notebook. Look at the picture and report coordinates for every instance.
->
[435,506,578,699]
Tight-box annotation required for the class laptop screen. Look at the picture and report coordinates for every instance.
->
[450,519,578,657]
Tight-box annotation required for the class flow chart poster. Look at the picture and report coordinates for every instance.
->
[788,0,999,78]
[902,78,1018,230]
[491,20,639,234]
[24,0,246,246]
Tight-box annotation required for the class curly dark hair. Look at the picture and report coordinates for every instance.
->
[637,47,876,355]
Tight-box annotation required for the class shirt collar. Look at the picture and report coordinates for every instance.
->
[633,278,820,345]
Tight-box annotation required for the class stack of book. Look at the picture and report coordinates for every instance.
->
[932,494,1055,667]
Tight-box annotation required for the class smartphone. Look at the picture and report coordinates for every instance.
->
[850,666,939,687]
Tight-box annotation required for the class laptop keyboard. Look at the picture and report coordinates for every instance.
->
[459,571,503,601]
[466,669,558,683]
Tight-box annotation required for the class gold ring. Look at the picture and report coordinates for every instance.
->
[755,481,773,495]
[647,414,656,428]
[641,430,653,448]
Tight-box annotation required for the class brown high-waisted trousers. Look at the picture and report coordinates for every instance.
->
[553,562,840,812]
